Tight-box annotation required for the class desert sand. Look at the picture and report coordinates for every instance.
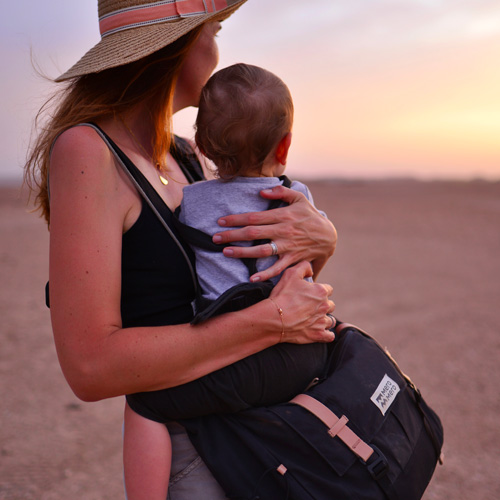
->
[1,179,499,499]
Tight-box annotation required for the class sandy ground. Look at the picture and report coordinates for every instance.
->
[0,179,499,499]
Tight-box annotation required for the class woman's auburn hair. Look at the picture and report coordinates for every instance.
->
[24,26,204,225]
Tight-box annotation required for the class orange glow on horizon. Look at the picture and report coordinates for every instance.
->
[287,36,500,180]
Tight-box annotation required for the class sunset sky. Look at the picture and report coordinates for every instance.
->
[2,0,499,181]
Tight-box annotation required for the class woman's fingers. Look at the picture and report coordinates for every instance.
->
[322,329,336,342]
[214,213,288,245]
[249,257,288,283]
[283,260,315,281]
[258,184,305,205]
[214,186,304,237]
[326,313,336,331]
[267,261,336,344]
[213,186,305,243]
[223,239,287,258]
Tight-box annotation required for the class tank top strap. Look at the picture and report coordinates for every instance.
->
[79,122,200,294]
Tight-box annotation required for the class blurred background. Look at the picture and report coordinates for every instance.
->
[2,0,499,184]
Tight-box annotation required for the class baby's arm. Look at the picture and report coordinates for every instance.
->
[123,402,172,500]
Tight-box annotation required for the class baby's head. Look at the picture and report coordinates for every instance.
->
[195,63,293,179]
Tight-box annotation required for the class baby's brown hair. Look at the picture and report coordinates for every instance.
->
[195,63,293,179]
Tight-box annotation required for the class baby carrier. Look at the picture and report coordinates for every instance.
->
[172,175,294,324]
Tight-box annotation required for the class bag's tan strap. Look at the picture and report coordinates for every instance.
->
[290,393,374,462]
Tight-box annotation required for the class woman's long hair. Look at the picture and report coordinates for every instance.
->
[25,27,203,224]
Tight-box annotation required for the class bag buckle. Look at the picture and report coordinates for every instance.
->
[366,446,389,480]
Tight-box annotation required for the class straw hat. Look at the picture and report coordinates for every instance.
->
[56,0,248,81]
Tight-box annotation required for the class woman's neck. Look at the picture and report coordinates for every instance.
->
[116,106,156,157]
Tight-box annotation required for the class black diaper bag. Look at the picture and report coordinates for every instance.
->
[182,321,444,500]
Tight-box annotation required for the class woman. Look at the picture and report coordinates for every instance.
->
[25,0,337,497]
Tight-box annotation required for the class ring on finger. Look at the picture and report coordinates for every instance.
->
[269,240,279,256]
[326,313,336,330]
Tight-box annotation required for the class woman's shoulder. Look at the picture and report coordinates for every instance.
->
[52,124,111,162]
[50,124,121,182]
[49,124,139,231]
[49,124,130,205]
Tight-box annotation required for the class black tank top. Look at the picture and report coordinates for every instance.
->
[120,196,196,327]
[115,134,205,328]
[45,128,204,325]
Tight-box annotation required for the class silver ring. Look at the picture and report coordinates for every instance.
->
[326,313,335,330]
[269,240,279,256]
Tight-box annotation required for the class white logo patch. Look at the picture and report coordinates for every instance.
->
[370,374,400,416]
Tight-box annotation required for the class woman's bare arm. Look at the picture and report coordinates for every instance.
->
[211,185,336,282]
[48,128,334,403]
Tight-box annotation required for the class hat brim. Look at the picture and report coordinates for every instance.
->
[56,0,246,82]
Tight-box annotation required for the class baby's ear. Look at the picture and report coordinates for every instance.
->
[275,132,292,165]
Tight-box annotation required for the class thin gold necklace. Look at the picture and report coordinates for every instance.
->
[118,115,170,186]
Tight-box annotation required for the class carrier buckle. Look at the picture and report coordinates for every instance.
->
[366,446,389,480]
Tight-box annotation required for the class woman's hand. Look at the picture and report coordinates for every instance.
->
[268,261,335,344]
[212,184,337,282]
